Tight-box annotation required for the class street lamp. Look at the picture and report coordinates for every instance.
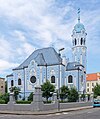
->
[58,48,65,111]
[45,63,47,82]
[23,66,28,100]
[75,65,83,92]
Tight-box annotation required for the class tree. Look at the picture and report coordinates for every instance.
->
[81,93,85,101]
[28,92,33,101]
[10,86,21,100]
[59,85,69,101]
[5,81,8,93]
[93,83,100,98]
[41,81,55,102]
[0,93,9,103]
[68,87,79,102]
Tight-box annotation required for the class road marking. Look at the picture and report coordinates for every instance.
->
[62,112,68,115]
[55,113,61,115]
[46,114,54,116]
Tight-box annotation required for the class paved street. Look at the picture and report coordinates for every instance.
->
[0,108,100,119]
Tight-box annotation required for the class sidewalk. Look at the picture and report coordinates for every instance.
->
[0,106,93,115]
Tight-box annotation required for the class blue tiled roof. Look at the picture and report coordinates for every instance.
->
[6,73,13,77]
[13,47,62,70]
[66,62,83,71]
[74,23,85,33]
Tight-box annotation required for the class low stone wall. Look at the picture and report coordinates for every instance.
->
[0,87,92,112]
[60,102,92,110]
[0,101,92,112]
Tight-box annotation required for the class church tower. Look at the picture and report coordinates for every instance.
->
[72,9,87,71]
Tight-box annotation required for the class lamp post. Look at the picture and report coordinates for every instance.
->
[45,63,47,82]
[77,67,80,92]
[58,48,65,111]
[75,65,85,102]
[23,66,28,100]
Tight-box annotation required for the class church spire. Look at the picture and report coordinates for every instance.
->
[78,8,80,23]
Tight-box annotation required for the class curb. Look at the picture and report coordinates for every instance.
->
[0,106,93,115]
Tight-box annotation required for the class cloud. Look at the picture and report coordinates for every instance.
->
[0,59,19,71]
[0,0,99,76]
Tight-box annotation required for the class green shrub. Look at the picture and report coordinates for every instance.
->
[16,100,32,104]
[0,93,9,104]
[43,100,52,104]
[60,100,68,103]
[0,100,6,104]
[28,92,33,101]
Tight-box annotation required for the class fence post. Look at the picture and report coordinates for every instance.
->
[32,86,43,111]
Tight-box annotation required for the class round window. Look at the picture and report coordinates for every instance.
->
[30,76,36,83]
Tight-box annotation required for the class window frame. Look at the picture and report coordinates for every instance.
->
[51,75,55,83]
[68,75,73,84]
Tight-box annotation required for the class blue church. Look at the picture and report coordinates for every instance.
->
[7,9,87,100]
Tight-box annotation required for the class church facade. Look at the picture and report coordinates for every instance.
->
[7,10,87,100]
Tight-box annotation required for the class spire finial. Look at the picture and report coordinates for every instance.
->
[78,8,80,23]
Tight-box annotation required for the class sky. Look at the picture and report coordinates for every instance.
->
[0,0,100,78]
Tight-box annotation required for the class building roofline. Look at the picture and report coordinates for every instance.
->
[0,77,5,79]
[6,74,13,77]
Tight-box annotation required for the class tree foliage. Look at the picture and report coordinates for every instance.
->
[28,92,33,101]
[10,86,21,100]
[0,93,9,103]
[93,83,100,98]
[5,81,8,93]
[59,85,69,101]
[41,81,55,102]
[68,87,79,102]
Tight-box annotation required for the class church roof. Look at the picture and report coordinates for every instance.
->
[74,23,85,33]
[66,62,83,71]
[6,73,13,77]
[13,47,62,70]
[73,8,85,33]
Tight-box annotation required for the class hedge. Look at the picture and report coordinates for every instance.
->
[16,100,32,104]
[0,100,6,104]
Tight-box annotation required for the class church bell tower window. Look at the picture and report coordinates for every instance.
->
[75,38,77,45]
[81,38,83,45]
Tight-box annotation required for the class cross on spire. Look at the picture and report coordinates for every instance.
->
[78,8,80,23]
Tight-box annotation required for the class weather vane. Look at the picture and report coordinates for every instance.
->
[78,8,80,23]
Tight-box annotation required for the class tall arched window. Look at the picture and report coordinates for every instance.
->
[68,75,73,83]
[18,78,21,85]
[51,76,55,83]
[11,80,14,86]
[81,38,83,45]
[75,38,77,45]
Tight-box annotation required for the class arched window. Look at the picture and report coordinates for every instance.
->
[11,80,14,86]
[51,76,55,83]
[68,75,73,83]
[81,38,83,45]
[84,38,85,45]
[30,76,36,83]
[75,38,77,45]
[18,78,21,85]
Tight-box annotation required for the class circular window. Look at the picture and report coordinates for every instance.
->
[30,76,36,83]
